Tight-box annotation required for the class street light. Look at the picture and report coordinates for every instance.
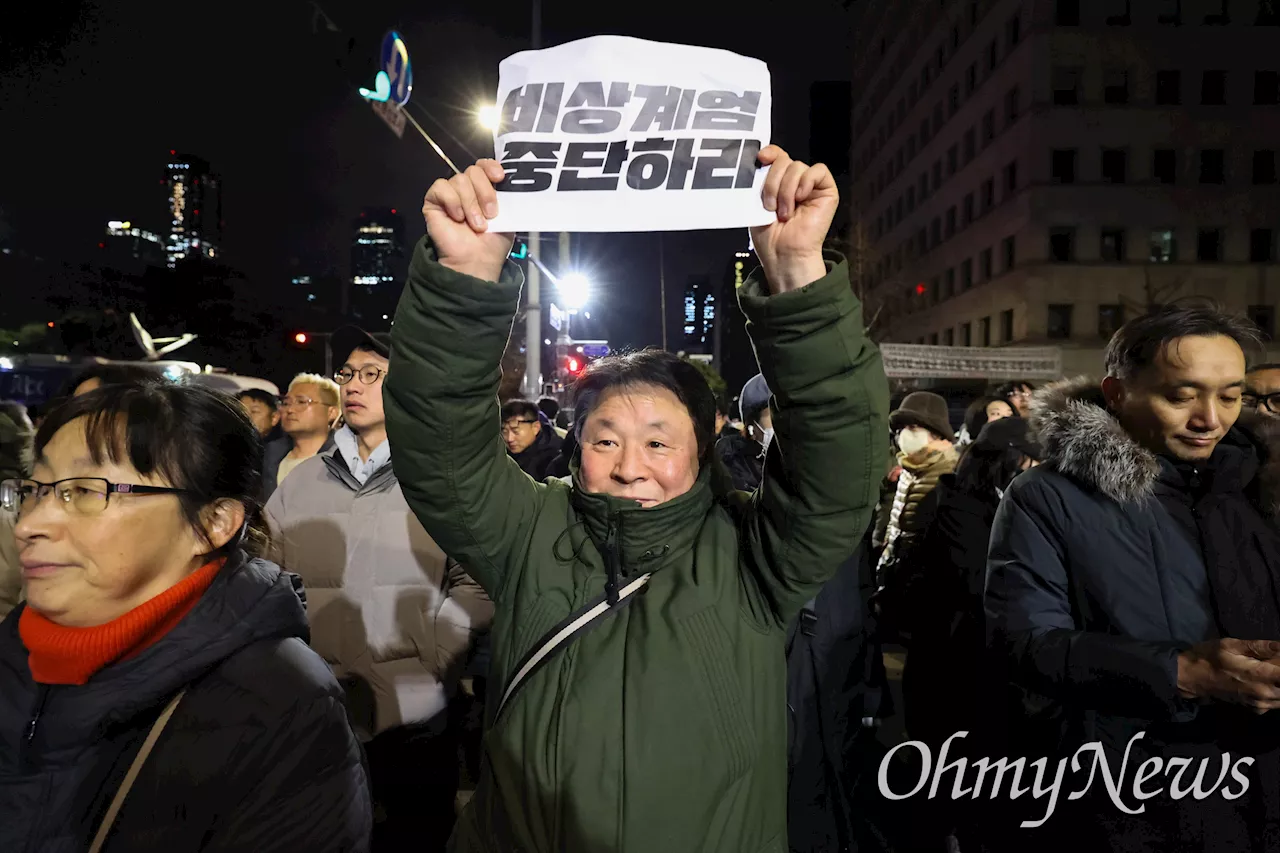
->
[477,104,500,131]
[558,273,590,312]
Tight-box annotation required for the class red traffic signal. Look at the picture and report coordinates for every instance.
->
[294,332,308,344]
[566,356,581,374]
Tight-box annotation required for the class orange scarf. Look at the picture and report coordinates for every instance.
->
[19,558,225,685]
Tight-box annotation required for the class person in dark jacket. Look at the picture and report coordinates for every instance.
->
[986,305,1280,851]
[0,383,371,852]
[956,394,1016,450]
[717,373,769,491]
[500,399,561,480]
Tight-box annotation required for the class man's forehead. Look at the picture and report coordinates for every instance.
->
[1147,335,1245,380]
[344,352,388,369]
[1247,367,1280,388]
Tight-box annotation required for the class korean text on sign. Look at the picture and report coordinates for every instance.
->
[486,36,775,233]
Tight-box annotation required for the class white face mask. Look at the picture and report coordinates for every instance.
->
[896,427,932,456]
[761,426,775,452]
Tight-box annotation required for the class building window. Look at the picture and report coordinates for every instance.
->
[1200,149,1226,184]
[933,103,944,133]
[907,187,916,212]
[1153,148,1178,184]
[920,172,929,199]
[944,267,956,298]
[930,332,940,345]
[946,206,957,237]
[980,316,992,346]
[1052,66,1082,105]
[1056,0,1080,25]
[966,63,978,96]
[947,144,958,175]
[980,247,994,279]
[1254,150,1278,185]
[1101,228,1127,262]
[1257,71,1280,105]
[1150,229,1177,262]
[1006,13,1021,47]
[1003,160,1018,196]
[949,83,961,116]
[1102,149,1128,183]
[1158,0,1183,25]
[1249,305,1276,341]
[1049,227,1077,262]
[1004,87,1020,125]
[931,217,942,246]
[1052,149,1078,183]
[963,193,975,224]
[1098,304,1124,338]
[1047,305,1073,339]
[1107,0,1133,24]
[1197,228,1224,261]
[986,40,998,72]
[943,328,955,346]
[1003,235,1016,269]
[920,120,930,148]
[1155,70,1182,105]
[1001,309,1015,343]
[933,160,943,188]
[1104,69,1130,105]
[962,321,973,346]
[1201,71,1227,105]
[961,258,974,290]
[982,109,996,144]
[952,25,960,50]
[981,178,995,212]
[964,128,976,163]
[1252,228,1276,263]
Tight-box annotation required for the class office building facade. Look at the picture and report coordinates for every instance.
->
[165,152,221,267]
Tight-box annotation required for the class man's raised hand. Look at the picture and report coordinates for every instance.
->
[749,145,839,294]
[422,159,514,283]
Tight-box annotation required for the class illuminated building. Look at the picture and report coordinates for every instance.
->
[165,152,222,268]
[103,220,167,270]
[682,275,716,352]
[351,208,405,286]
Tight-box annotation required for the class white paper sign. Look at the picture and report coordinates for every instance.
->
[487,36,775,233]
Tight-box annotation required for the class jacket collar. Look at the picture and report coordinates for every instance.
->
[321,448,396,494]
[899,445,957,475]
[1031,376,1280,517]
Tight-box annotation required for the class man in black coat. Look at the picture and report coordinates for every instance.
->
[500,399,561,480]
[986,305,1280,851]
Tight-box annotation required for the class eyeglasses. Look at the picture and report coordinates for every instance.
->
[501,419,537,436]
[335,366,387,386]
[0,478,189,517]
[280,396,329,409]
[1009,390,1033,399]
[1243,392,1280,414]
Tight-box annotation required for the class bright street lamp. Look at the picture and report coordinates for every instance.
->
[477,104,500,131]
[558,273,590,312]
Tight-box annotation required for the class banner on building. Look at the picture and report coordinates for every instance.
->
[879,344,1063,380]
[487,36,775,233]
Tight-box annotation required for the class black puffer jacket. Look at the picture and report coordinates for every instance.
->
[986,377,1280,851]
[0,555,372,853]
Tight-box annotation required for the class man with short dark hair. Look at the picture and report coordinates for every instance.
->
[995,380,1036,418]
[717,374,770,491]
[986,304,1280,849]
[502,399,561,479]
[236,388,281,438]
[1245,362,1280,418]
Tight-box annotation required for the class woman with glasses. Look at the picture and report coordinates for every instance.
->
[0,383,371,852]
[263,373,341,500]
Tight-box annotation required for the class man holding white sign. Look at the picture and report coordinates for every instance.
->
[386,50,888,852]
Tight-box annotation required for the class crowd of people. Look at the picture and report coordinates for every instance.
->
[1,143,1280,853]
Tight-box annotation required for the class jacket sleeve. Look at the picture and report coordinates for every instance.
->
[985,476,1193,720]
[206,693,372,853]
[263,485,289,570]
[0,514,22,621]
[385,237,542,601]
[436,557,495,679]
[735,255,890,626]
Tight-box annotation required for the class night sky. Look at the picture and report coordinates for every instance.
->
[0,0,857,352]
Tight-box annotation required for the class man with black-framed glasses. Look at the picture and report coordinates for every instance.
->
[1245,362,1280,418]
[266,325,491,853]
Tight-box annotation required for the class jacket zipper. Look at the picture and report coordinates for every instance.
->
[22,684,51,770]
[604,510,622,605]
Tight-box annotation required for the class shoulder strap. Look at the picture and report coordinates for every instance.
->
[89,688,187,853]
[495,573,651,722]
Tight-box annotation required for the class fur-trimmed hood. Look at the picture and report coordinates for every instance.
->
[1029,376,1280,517]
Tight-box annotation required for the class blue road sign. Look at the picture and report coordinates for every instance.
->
[581,344,610,358]
[360,31,412,106]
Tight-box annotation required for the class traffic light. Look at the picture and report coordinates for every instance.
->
[566,355,582,375]
[294,332,309,345]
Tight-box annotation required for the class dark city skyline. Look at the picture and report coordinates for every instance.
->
[0,0,858,357]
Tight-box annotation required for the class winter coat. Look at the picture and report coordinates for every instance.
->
[384,238,889,853]
[985,377,1280,851]
[262,432,335,502]
[509,421,561,481]
[872,446,957,553]
[266,448,493,739]
[0,555,372,852]
[717,431,765,492]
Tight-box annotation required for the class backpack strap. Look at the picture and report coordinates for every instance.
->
[495,573,651,722]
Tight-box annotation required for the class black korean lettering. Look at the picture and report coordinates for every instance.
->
[631,85,692,132]
[557,141,630,191]
[691,139,742,190]
[691,90,762,132]
[498,141,561,193]
[665,139,696,190]
[499,84,544,133]
[561,81,622,134]
[535,82,564,133]
[626,138,675,190]
[607,82,633,107]
[735,139,763,188]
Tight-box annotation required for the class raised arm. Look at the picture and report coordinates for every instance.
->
[736,146,890,625]
[385,161,542,601]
